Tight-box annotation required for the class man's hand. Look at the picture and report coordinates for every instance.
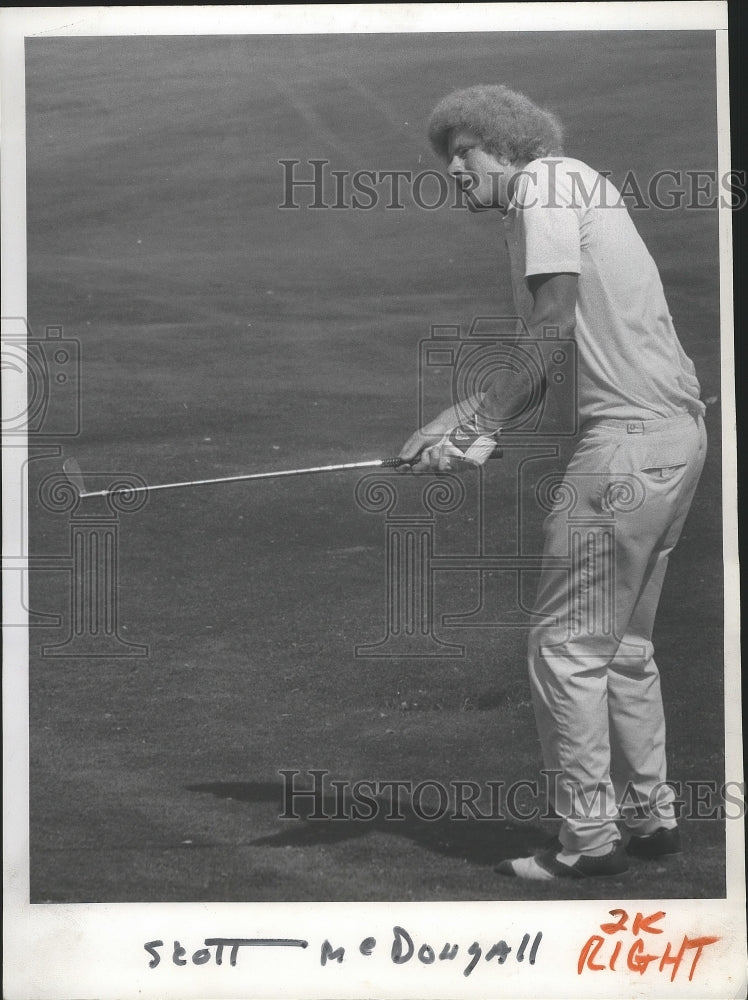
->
[399,402,500,473]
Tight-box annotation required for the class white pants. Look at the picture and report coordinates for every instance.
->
[528,411,707,852]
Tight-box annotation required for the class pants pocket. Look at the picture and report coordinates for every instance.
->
[635,436,693,482]
[640,462,688,481]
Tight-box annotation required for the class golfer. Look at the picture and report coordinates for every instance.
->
[399,85,707,880]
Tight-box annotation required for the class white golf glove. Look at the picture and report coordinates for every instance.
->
[437,424,500,467]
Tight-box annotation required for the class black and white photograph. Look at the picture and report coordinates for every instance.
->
[2,4,745,998]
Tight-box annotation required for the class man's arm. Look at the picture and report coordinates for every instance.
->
[528,272,577,332]
[475,272,577,429]
[400,272,578,471]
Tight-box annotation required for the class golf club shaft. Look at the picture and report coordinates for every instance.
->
[78,458,405,498]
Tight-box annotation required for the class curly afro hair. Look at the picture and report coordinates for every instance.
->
[428,85,564,164]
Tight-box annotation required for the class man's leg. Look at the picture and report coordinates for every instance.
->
[608,417,707,839]
[498,415,706,879]
[608,551,675,836]
[499,431,643,878]
[527,529,630,856]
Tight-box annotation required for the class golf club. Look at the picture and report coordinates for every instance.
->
[62,451,501,499]
[65,457,408,499]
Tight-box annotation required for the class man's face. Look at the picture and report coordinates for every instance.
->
[446,128,516,212]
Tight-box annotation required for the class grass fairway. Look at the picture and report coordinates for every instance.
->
[26,32,725,902]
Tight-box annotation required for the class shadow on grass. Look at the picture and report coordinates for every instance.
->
[186,780,549,866]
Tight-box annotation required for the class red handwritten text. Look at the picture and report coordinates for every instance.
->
[578,909,719,982]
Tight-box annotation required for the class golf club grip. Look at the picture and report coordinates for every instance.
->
[382,451,502,468]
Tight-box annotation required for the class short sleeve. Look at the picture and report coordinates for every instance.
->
[515,161,582,277]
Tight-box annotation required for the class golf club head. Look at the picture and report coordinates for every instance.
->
[62,457,87,496]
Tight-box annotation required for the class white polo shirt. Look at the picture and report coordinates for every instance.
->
[502,157,704,424]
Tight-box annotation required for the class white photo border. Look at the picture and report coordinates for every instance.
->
[2,5,744,999]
